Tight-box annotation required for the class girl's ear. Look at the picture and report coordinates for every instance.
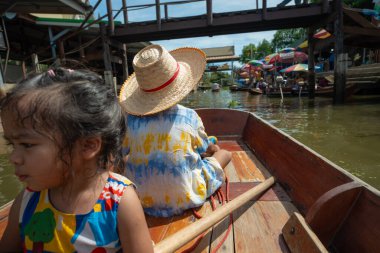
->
[80,136,102,159]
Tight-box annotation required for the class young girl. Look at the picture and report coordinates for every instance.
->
[119,44,232,217]
[0,68,153,252]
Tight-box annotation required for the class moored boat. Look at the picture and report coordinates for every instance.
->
[229,85,249,91]
[211,83,220,92]
[248,87,263,95]
[1,109,379,253]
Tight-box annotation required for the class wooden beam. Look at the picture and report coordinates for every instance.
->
[343,26,380,37]
[106,0,114,35]
[343,7,376,28]
[122,0,128,25]
[308,28,316,99]
[262,0,267,20]
[333,0,346,104]
[112,5,330,42]
[305,182,362,247]
[283,212,328,253]
[156,0,161,30]
[206,0,213,25]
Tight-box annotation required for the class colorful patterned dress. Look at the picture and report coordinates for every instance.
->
[123,104,224,217]
[19,173,133,253]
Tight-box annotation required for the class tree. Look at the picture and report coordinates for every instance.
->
[256,39,272,60]
[271,28,306,52]
[203,71,231,85]
[239,43,257,63]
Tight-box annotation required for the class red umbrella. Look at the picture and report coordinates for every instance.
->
[264,53,279,64]
[267,51,308,64]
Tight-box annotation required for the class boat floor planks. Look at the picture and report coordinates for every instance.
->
[147,140,299,252]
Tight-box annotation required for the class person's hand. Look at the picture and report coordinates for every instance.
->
[201,144,220,158]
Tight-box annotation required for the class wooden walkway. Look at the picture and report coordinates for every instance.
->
[148,140,298,253]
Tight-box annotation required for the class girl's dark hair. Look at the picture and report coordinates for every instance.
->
[0,67,126,172]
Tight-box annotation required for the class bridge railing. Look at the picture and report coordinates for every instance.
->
[107,0,331,27]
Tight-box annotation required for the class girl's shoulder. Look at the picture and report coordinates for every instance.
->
[108,172,134,186]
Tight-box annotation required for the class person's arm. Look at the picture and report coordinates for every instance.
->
[0,190,24,251]
[118,186,153,253]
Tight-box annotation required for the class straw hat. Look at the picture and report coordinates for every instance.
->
[119,44,206,116]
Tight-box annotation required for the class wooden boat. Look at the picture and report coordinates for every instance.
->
[1,109,379,252]
[266,86,307,98]
[229,85,249,91]
[211,83,220,92]
[248,88,263,95]
[315,83,357,97]
[198,85,212,90]
[267,84,357,98]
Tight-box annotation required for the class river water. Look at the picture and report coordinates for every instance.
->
[1,88,379,206]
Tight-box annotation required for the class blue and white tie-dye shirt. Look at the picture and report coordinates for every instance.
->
[123,104,224,217]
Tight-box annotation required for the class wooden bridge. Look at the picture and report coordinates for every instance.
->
[108,0,333,43]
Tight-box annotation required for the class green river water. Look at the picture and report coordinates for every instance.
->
[1,89,379,206]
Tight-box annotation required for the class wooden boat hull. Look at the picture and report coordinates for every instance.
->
[248,88,263,95]
[229,85,249,91]
[196,109,380,253]
[1,109,379,253]
[267,84,357,98]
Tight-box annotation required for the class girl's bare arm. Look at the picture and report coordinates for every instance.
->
[118,186,154,253]
[0,190,23,252]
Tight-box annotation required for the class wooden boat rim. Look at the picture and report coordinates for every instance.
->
[196,108,380,195]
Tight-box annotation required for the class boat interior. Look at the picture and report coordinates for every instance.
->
[147,109,379,253]
[0,109,379,253]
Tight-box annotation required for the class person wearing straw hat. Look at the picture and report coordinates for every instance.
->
[119,44,232,217]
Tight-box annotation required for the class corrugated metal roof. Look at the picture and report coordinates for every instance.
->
[0,0,92,15]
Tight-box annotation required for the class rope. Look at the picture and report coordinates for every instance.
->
[181,176,233,253]
[210,176,233,253]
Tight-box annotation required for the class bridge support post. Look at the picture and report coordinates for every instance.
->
[122,0,128,25]
[100,23,114,92]
[308,28,316,99]
[333,0,347,104]
[122,43,129,81]
[207,0,213,25]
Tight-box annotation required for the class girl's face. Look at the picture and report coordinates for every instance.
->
[1,111,66,192]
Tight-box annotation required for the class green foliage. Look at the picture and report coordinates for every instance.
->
[256,39,272,60]
[239,40,272,63]
[239,43,256,63]
[228,100,240,108]
[203,71,231,85]
[271,28,306,52]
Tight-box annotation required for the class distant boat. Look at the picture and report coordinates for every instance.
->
[266,84,357,98]
[198,85,212,90]
[248,88,263,95]
[211,83,220,92]
[230,85,249,91]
